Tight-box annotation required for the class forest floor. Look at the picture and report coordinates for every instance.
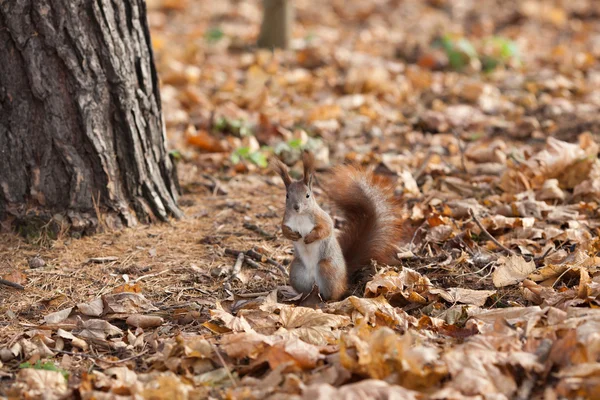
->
[3,0,600,399]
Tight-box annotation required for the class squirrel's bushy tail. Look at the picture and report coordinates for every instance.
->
[322,165,407,281]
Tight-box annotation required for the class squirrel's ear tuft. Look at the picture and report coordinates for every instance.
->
[270,157,292,188]
[302,150,315,188]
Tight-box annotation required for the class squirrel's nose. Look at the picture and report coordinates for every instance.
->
[294,205,300,211]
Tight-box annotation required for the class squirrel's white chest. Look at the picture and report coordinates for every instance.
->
[285,213,314,237]
[285,214,320,268]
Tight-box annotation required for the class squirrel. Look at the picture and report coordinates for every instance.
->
[271,151,406,301]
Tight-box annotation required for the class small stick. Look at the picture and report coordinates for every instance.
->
[243,222,275,240]
[454,129,468,174]
[235,291,270,298]
[413,149,434,181]
[213,345,237,388]
[244,258,262,269]
[230,252,245,281]
[250,248,288,277]
[54,349,148,364]
[468,208,516,256]
[0,278,25,290]
[225,248,288,277]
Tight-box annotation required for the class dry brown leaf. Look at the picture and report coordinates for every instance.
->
[430,288,496,307]
[77,298,104,317]
[277,305,350,346]
[13,369,68,399]
[126,315,164,329]
[77,319,123,340]
[364,268,431,298]
[220,331,275,359]
[346,296,417,328]
[340,324,446,390]
[210,302,254,332]
[103,292,159,314]
[43,307,73,324]
[302,379,420,400]
[492,255,536,287]
[264,336,324,370]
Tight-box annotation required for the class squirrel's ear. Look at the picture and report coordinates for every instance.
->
[302,150,315,188]
[270,157,292,188]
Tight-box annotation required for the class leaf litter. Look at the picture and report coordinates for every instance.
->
[3,0,600,398]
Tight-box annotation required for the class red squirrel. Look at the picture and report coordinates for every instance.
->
[271,151,406,301]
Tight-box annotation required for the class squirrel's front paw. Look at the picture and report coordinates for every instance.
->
[290,231,302,241]
[282,225,302,241]
[304,235,316,244]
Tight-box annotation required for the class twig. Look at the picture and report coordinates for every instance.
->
[202,174,228,196]
[225,248,288,277]
[213,345,237,388]
[0,278,25,290]
[229,252,244,281]
[243,222,275,240]
[454,129,468,174]
[468,208,516,256]
[413,150,434,181]
[409,220,427,252]
[250,247,288,277]
[244,258,262,269]
[131,269,170,283]
[54,349,148,364]
[235,291,270,298]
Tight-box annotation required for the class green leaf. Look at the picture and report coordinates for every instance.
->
[456,38,477,59]
[239,125,252,137]
[205,27,224,43]
[448,50,466,70]
[236,146,251,157]
[169,149,182,161]
[214,117,228,132]
[288,138,303,149]
[20,360,69,380]
[249,151,268,168]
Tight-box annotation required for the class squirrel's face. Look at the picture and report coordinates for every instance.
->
[286,181,315,214]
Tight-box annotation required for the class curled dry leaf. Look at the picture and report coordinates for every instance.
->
[430,288,496,307]
[77,319,123,340]
[43,307,74,324]
[77,298,104,317]
[492,255,536,287]
[103,292,159,314]
[277,305,351,345]
[210,302,254,332]
[126,315,164,329]
[13,369,68,400]
[347,296,417,328]
[365,268,431,299]
[340,324,446,390]
[302,379,420,400]
[221,330,324,371]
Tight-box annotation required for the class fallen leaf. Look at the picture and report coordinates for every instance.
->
[492,255,536,287]
[44,307,73,324]
[126,315,164,329]
[77,319,123,340]
[430,288,496,307]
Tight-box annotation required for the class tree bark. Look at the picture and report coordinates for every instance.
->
[257,0,294,49]
[0,0,182,236]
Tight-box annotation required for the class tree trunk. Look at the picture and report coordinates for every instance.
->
[0,0,182,236]
[257,0,294,49]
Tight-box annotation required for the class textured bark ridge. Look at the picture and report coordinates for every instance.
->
[0,0,182,235]
[257,0,294,49]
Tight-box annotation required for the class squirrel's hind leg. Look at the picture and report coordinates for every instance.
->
[289,257,314,295]
[317,259,347,301]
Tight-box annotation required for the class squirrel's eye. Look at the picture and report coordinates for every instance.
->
[306,193,310,198]
[286,193,289,199]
